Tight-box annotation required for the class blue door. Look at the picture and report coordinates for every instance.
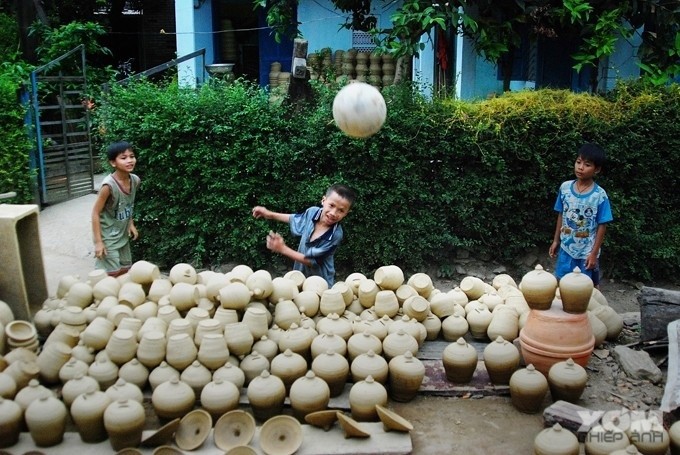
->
[258,8,296,86]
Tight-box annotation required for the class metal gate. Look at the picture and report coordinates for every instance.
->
[29,44,94,205]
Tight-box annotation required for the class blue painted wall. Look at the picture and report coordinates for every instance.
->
[175,0,216,87]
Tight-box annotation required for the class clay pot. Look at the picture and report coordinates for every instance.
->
[348,331,383,362]
[246,269,274,300]
[197,333,229,370]
[224,322,255,357]
[246,370,286,421]
[547,358,588,403]
[240,351,270,385]
[152,377,196,420]
[403,295,430,322]
[509,364,548,413]
[269,276,299,305]
[242,307,270,340]
[156,304,181,326]
[66,282,94,308]
[57,274,81,298]
[487,306,520,341]
[294,290,320,317]
[149,362,180,390]
[442,337,478,384]
[312,350,350,397]
[180,360,212,396]
[88,354,120,389]
[147,278,173,303]
[106,328,138,366]
[520,265,558,310]
[252,335,278,362]
[169,282,199,312]
[351,349,389,384]
[374,265,404,291]
[319,289,346,316]
[61,373,100,407]
[588,311,608,347]
[119,358,150,389]
[388,351,425,402]
[117,282,146,309]
[382,329,419,361]
[278,323,313,361]
[441,314,469,341]
[194,318,222,346]
[71,389,112,443]
[165,333,198,370]
[559,267,594,313]
[316,313,353,341]
[274,299,302,330]
[669,420,680,455]
[104,398,146,450]
[289,370,330,421]
[311,332,347,359]
[627,417,669,455]
[58,357,89,383]
[169,263,197,285]
[483,336,520,385]
[137,330,167,368]
[14,378,54,412]
[460,276,486,300]
[0,397,22,447]
[213,362,246,390]
[349,375,388,421]
[201,377,240,420]
[467,306,493,340]
[358,279,380,308]
[406,273,434,298]
[585,424,630,455]
[218,282,252,311]
[534,423,580,455]
[284,269,307,290]
[36,340,72,384]
[422,313,442,340]
[167,318,193,339]
[270,349,307,393]
[519,307,595,376]
[591,305,624,341]
[106,377,144,404]
[25,395,68,446]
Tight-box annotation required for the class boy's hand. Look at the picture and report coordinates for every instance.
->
[95,241,107,259]
[584,253,598,270]
[129,224,139,240]
[252,206,269,219]
[266,230,286,253]
[549,241,560,258]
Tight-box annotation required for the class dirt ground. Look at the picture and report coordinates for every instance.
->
[34,193,677,454]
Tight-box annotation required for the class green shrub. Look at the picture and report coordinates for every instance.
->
[94,78,680,281]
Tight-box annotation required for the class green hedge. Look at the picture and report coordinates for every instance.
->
[0,71,33,203]
[93,78,680,281]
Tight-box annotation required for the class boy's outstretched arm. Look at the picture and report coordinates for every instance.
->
[252,206,291,223]
[266,231,313,267]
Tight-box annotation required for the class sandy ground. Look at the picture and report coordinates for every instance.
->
[31,188,669,455]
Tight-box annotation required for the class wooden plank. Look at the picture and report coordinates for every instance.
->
[543,400,603,442]
[638,286,680,341]
[419,359,509,397]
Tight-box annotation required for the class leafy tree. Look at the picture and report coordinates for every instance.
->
[255,0,680,89]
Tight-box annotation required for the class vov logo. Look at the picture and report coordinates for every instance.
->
[579,409,665,443]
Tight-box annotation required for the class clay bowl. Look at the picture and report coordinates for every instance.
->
[225,446,258,455]
[259,415,303,455]
[375,404,414,432]
[336,412,371,439]
[5,320,37,342]
[115,449,143,455]
[140,418,180,448]
[304,409,339,431]
[152,446,184,455]
[175,409,212,450]
[214,410,256,451]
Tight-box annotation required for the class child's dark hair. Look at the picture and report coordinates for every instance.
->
[107,141,133,161]
[327,184,356,206]
[578,143,606,168]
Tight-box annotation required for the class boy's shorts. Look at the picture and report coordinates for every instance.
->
[554,248,600,286]
[95,242,132,275]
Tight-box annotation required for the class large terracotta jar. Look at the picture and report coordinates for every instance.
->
[520,265,558,310]
[442,337,478,383]
[519,306,595,376]
[559,267,594,313]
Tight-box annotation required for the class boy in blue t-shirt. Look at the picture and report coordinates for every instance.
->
[549,143,613,287]
[252,184,356,286]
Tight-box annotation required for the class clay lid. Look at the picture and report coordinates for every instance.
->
[140,418,180,448]
[259,415,303,455]
[375,404,414,432]
[175,409,212,451]
[214,410,256,451]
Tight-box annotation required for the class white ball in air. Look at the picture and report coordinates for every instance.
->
[332,82,387,138]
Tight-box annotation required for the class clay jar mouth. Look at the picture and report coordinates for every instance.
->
[5,320,37,342]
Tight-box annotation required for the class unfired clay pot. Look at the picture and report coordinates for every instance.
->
[104,398,146,450]
[442,337,478,383]
[349,375,388,421]
[559,267,593,314]
[388,351,425,402]
[519,265,558,310]
[483,336,520,385]
[547,358,588,403]
[509,364,548,413]
[534,423,579,455]
[246,370,286,421]
[289,371,330,422]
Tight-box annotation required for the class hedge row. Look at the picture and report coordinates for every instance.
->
[93,79,680,281]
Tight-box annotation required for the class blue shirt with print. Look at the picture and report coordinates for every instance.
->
[290,206,343,286]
